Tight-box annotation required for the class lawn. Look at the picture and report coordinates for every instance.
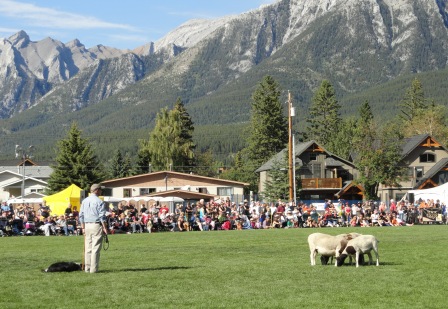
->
[1,225,446,309]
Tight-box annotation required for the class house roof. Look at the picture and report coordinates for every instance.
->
[102,171,249,187]
[255,140,355,173]
[414,157,448,189]
[0,165,53,178]
[147,190,216,200]
[335,181,364,198]
[401,134,448,158]
[2,176,48,188]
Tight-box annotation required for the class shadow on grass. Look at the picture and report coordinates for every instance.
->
[338,261,401,267]
[100,266,192,273]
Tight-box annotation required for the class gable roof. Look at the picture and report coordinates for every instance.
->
[147,189,216,200]
[2,176,48,187]
[102,171,249,187]
[255,140,355,173]
[0,165,53,178]
[415,157,448,189]
[401,134,448,158]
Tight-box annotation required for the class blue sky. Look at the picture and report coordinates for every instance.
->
[0,0,277,50]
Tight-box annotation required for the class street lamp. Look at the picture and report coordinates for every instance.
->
[15,145,35,198]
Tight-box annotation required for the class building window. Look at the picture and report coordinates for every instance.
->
[312,163,321,178]
[309,153,317,161]
[217,187,233,196]
[140,188,156,195]
[420,153,435,163]
[198,187,208,194]
[415,167,424,178]
[123,188,131,198]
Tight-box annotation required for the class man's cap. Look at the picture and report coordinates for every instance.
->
[90,184,104,192]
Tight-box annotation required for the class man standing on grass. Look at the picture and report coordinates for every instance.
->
[79,184,108,273]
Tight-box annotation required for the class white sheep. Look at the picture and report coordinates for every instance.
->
[308,232,361,266]
[336,234,379,267]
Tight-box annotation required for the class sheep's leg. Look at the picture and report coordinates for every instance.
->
[355,252,360,268]
[310,249,317,266]
[367,252,373,265]
[374,249,379,266]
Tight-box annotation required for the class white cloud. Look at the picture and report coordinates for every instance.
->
[0,26,20,33]
[0,0,139,31]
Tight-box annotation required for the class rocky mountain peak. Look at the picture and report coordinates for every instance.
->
[8,30,30,48]
[66,38,84,48]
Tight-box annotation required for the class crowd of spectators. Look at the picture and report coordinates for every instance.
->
[1,198,446,237]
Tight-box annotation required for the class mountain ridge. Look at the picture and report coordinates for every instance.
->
[0,0,447,163]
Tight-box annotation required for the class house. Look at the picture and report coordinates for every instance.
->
[0,159,52,201]
[376,134,448,203]
[101,171,249,203]
[255,140,358,201]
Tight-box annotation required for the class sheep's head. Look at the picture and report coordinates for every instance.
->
[336,254,348,266]
[320,255,331,265]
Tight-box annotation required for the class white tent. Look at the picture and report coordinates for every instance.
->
[407,182,448,204]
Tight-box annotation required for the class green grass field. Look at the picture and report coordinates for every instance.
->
[1,226,446,309]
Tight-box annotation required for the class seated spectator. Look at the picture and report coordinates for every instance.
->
[370,210,380,226]
[66,213,78,235]
[305,216,317,228]
[39,217,56,236]
[11,216,24,235]
[241,215,252,230]
[130,213,142,233]
[56,215,68,235]
[378,213,392,226]
[177,212,186,232]
[359,215,370,227]
[350,215,359,227]
[0,214,10,236]
[262,217,271,229]
[270,215,281,228]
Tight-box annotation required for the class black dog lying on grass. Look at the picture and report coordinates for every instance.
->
[44,262,83,272]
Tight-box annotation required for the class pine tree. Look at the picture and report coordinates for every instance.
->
[261,154,290,202]
[193,148,221,177]
[173,98,196,172]
[222,76,287,193]
[246,75,288,167]
[399,78,426,122]
[134,139,151,175]
[46,123,103,194]
[108,149,133,179]
[306,80,341,146]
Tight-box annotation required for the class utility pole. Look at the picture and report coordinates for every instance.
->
[288,91,294,203]
[15,145,35,199]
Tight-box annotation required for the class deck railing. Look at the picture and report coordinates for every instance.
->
[301,178,342,189]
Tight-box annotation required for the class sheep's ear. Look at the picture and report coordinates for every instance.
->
[346,246,356,255]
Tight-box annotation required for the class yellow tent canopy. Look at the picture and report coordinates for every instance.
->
[43,184,82,216]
